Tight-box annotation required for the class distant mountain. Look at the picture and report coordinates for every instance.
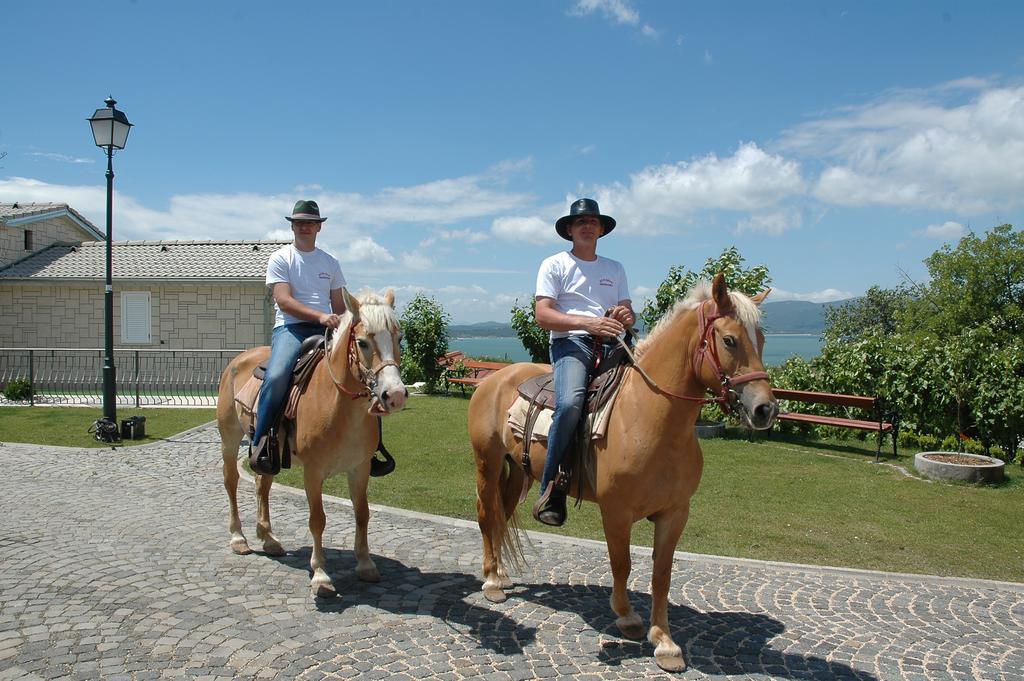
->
[760,299,846,335]
[450,299,850,337]
[449,321,515,338]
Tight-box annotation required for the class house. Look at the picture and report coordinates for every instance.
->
[0,236,288,350]
[1,202,103,268]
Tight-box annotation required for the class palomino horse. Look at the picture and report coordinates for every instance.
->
[469,274,778,672]
[216,289,407,597]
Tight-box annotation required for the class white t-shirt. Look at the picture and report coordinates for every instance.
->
[535,250,631,340]
[265,244,346,328]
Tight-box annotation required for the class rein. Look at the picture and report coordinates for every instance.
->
[617,301,768,412]
[322,326,399,402]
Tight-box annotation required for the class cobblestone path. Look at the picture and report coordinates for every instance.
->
[1,424,1022,680]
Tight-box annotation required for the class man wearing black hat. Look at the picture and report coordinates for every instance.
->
[532,198,635,526]
[249,200,347,475]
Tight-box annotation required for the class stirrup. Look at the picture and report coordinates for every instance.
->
[249,432,281,476]
[532,481,567,527]
[369,446,396,477]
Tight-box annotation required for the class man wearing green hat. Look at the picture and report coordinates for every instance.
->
[250,200,347,475]
[532,198,635,526]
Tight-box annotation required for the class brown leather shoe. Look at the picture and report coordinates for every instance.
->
[532,481,567,527]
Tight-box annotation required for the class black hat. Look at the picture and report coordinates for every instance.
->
[554,198,616,241]
[286,200,327,223]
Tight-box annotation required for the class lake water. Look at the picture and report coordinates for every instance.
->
[450,334,822,366]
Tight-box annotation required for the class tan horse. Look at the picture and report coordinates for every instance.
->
[469,274,778,672]
[216,289,407,597]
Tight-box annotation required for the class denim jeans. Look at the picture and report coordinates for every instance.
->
[540,335,617,490]
[253,322,327,441]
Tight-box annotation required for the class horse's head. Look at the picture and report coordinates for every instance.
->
[337,288,408,415]
[694,273,778,430]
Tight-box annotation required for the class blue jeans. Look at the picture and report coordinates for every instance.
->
[253,322,326,441]
[540,335,617,490]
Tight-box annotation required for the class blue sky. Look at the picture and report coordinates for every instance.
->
[2,1,1023,324]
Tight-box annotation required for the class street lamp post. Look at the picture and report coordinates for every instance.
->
[88,97,132,426]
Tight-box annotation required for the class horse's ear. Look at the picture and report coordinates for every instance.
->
[384,288,395,308]
[750,288,772,305]
[712,273,734,313]
[342,288,361,323]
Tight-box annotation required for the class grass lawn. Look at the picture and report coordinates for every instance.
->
[0,406,216,448]
[4,399,1022,582]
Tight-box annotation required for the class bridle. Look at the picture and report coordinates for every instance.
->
[323,323,400,403]
[623,300,769,414]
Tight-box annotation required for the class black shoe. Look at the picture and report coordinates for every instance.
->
[249,434,280,476]
[369,447,395,477]
[532,481,567,527]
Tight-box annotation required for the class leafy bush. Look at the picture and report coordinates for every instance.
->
[2,378,33,401]
[399,294,450,393]
[510,298,550,364]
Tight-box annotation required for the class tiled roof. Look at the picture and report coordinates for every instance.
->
[0,240,291,281]
[0,202,102,239]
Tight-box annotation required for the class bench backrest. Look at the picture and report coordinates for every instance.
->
[772,388,877,411]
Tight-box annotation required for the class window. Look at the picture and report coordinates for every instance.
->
[121,292,152,343]
[24,230,33,250]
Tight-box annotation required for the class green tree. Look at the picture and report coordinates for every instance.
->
[903,224,1024,339]
[822,284,913,342]
[639,246,771,331]
[510,298,550,363]
[399,294,450,393]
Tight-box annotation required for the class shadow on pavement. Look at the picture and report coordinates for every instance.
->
[512,582,878,679]
[267,547,536,655]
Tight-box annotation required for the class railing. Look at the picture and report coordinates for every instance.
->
[0,348,243,407]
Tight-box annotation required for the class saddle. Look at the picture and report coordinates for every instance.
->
[514,343,631,503]
[234,335,328,473]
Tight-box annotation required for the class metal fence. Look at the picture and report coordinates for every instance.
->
[0,348,243,407]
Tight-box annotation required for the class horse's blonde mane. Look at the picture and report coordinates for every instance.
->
[635,280,762,356]
[330,290,400,352]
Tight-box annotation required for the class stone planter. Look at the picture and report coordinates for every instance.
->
[914,451,1005,484]
[695,420,726,439]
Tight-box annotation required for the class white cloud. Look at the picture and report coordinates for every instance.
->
[769,287,853,303]
[27,152,94,165]
[341,237,395,265]
[920,220,965,240]
[779,82,1024,215]
[735,210,802,236]
[491,215,555,245]
[570,0,639,25]
[590,143,807,234]
[401,251,433,271]
[569,0,656,37]
[419,228,489,248]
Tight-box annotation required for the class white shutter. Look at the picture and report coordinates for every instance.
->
[121,291,152,343]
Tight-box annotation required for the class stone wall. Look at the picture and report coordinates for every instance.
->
[0,215,95,268]
[0,281,272,349]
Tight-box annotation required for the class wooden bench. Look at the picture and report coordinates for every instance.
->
[444,358,511,393]
[772,388,899,461]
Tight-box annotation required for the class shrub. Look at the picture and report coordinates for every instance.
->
[2,378,33,401]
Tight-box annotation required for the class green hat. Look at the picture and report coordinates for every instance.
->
[286,200,326,223]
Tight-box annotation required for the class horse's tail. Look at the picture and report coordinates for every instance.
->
[499,453,530,573]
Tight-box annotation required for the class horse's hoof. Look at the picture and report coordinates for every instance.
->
[229,535,252,555]
[654,643,686,672]
[262,538,286,556]
[355,564,380,583]
[312,580,336,599]
[483,587,507,603]
[615,614,646,640]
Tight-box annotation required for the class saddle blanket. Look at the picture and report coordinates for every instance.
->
[506,382,621,443]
